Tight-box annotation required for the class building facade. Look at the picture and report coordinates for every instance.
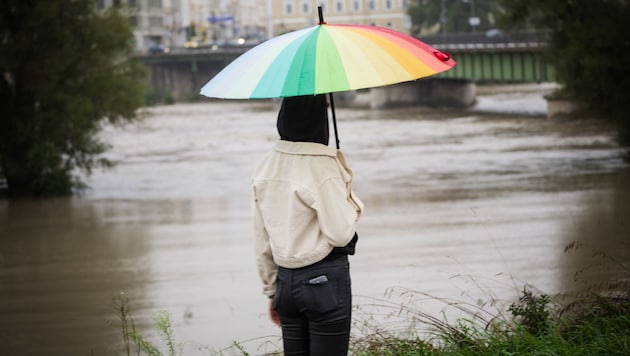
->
[267,0,411,37]
[97,0,173,51]
[98,0,411,51]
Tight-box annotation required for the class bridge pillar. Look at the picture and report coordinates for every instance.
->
[369,78,476,109]
[545,96,580,119]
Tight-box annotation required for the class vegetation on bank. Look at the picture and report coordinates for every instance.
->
[111,284,630,355]
[495,0,630,152]
[0,0,146,198]
[351,288,630,356]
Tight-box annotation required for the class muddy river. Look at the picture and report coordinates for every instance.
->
[1,85,628,355]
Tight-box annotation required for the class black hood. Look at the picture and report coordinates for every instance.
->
[276,95,329,145]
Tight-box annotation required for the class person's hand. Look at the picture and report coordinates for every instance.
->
[269,300,281,326]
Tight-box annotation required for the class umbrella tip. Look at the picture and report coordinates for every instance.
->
[318,6,326,25]
[434,51,451,62]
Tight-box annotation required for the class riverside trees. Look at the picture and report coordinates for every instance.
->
[407,0,500,35]
[0,0,146,197]
[497,0,630,151]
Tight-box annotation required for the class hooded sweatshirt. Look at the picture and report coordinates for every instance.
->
[252,95,363,297]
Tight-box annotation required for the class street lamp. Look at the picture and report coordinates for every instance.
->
[463,0,479,32]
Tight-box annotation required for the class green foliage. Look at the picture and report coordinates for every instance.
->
[350,282,630,356]
[0,0,147,197]
[497,0,630,150]
[114,294,178,356]
[559,297,630,355]
[508,286,554,336]
[352,337,437,355]
[129,322,163,356]
[110,286,630,356]
[407,0,500,35]
[155,311,178,356]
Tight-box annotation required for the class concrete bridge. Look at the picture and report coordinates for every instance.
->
[137,31,554,108]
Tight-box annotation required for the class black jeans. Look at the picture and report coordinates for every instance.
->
[273,255,352,356]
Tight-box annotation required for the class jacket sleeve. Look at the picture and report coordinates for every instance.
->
[252,187,278,297]
[336,150,364,215]
[314,153,364,247]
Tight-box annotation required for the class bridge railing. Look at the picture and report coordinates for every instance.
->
[418,30,550,52]
[427,31,556,82]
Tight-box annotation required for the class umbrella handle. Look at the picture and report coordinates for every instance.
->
[328,93,340,149]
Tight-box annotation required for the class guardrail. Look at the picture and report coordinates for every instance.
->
[419,31,549,52]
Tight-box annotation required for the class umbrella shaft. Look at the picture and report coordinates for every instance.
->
[328,93,340,149]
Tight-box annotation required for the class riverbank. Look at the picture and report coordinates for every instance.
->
[113,285,630,355]
[352,289,630,355]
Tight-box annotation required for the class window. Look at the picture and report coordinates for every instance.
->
[285,0,294,15]
[335,0,344,12]
[402,0,409,9]
[128,16,138,27]
[368,0,376,11]
[97,0,105,9]
[317,1,327,13]
[352,0,360,11]
[302,0,310,14]
[385,0,392,10]
[149,16,163,27]
[148,0,162,9]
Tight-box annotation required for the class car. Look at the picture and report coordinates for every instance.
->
[485,29,505,40]
[148,44,169,54]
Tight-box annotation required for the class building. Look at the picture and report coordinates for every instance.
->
[97,0,172,51]
[98,0,412,51]
[267,0,412,37]
[236,0,268,43]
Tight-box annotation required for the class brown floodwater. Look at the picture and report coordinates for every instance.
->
[1,89,629,355]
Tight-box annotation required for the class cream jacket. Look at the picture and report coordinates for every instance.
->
[252,140,364,296]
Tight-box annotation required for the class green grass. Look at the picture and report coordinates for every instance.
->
[110,244,629,356]
[349,286,630,356]
[110,288,630,356]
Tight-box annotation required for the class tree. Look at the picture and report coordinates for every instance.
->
[407,0,500,36]
[0,0,146,197]
[497,0,630,150]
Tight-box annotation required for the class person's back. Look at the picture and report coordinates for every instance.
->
[254,140,359,268]
[252,95,363,355]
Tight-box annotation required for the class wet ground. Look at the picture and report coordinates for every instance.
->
[1,83,628,355]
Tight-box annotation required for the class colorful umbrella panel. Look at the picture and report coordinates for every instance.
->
[200,23,456,99]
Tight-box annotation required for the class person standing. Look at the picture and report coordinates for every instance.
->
[252,94,363,355]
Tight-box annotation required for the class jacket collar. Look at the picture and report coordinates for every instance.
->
[275,140,337,157]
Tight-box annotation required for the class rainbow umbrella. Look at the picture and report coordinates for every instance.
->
[200,8,455,147]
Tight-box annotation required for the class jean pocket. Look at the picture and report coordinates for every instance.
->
[301,280,339,314]
[272,279,283,311]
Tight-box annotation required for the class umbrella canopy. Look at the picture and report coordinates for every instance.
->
[200,23,456,99]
